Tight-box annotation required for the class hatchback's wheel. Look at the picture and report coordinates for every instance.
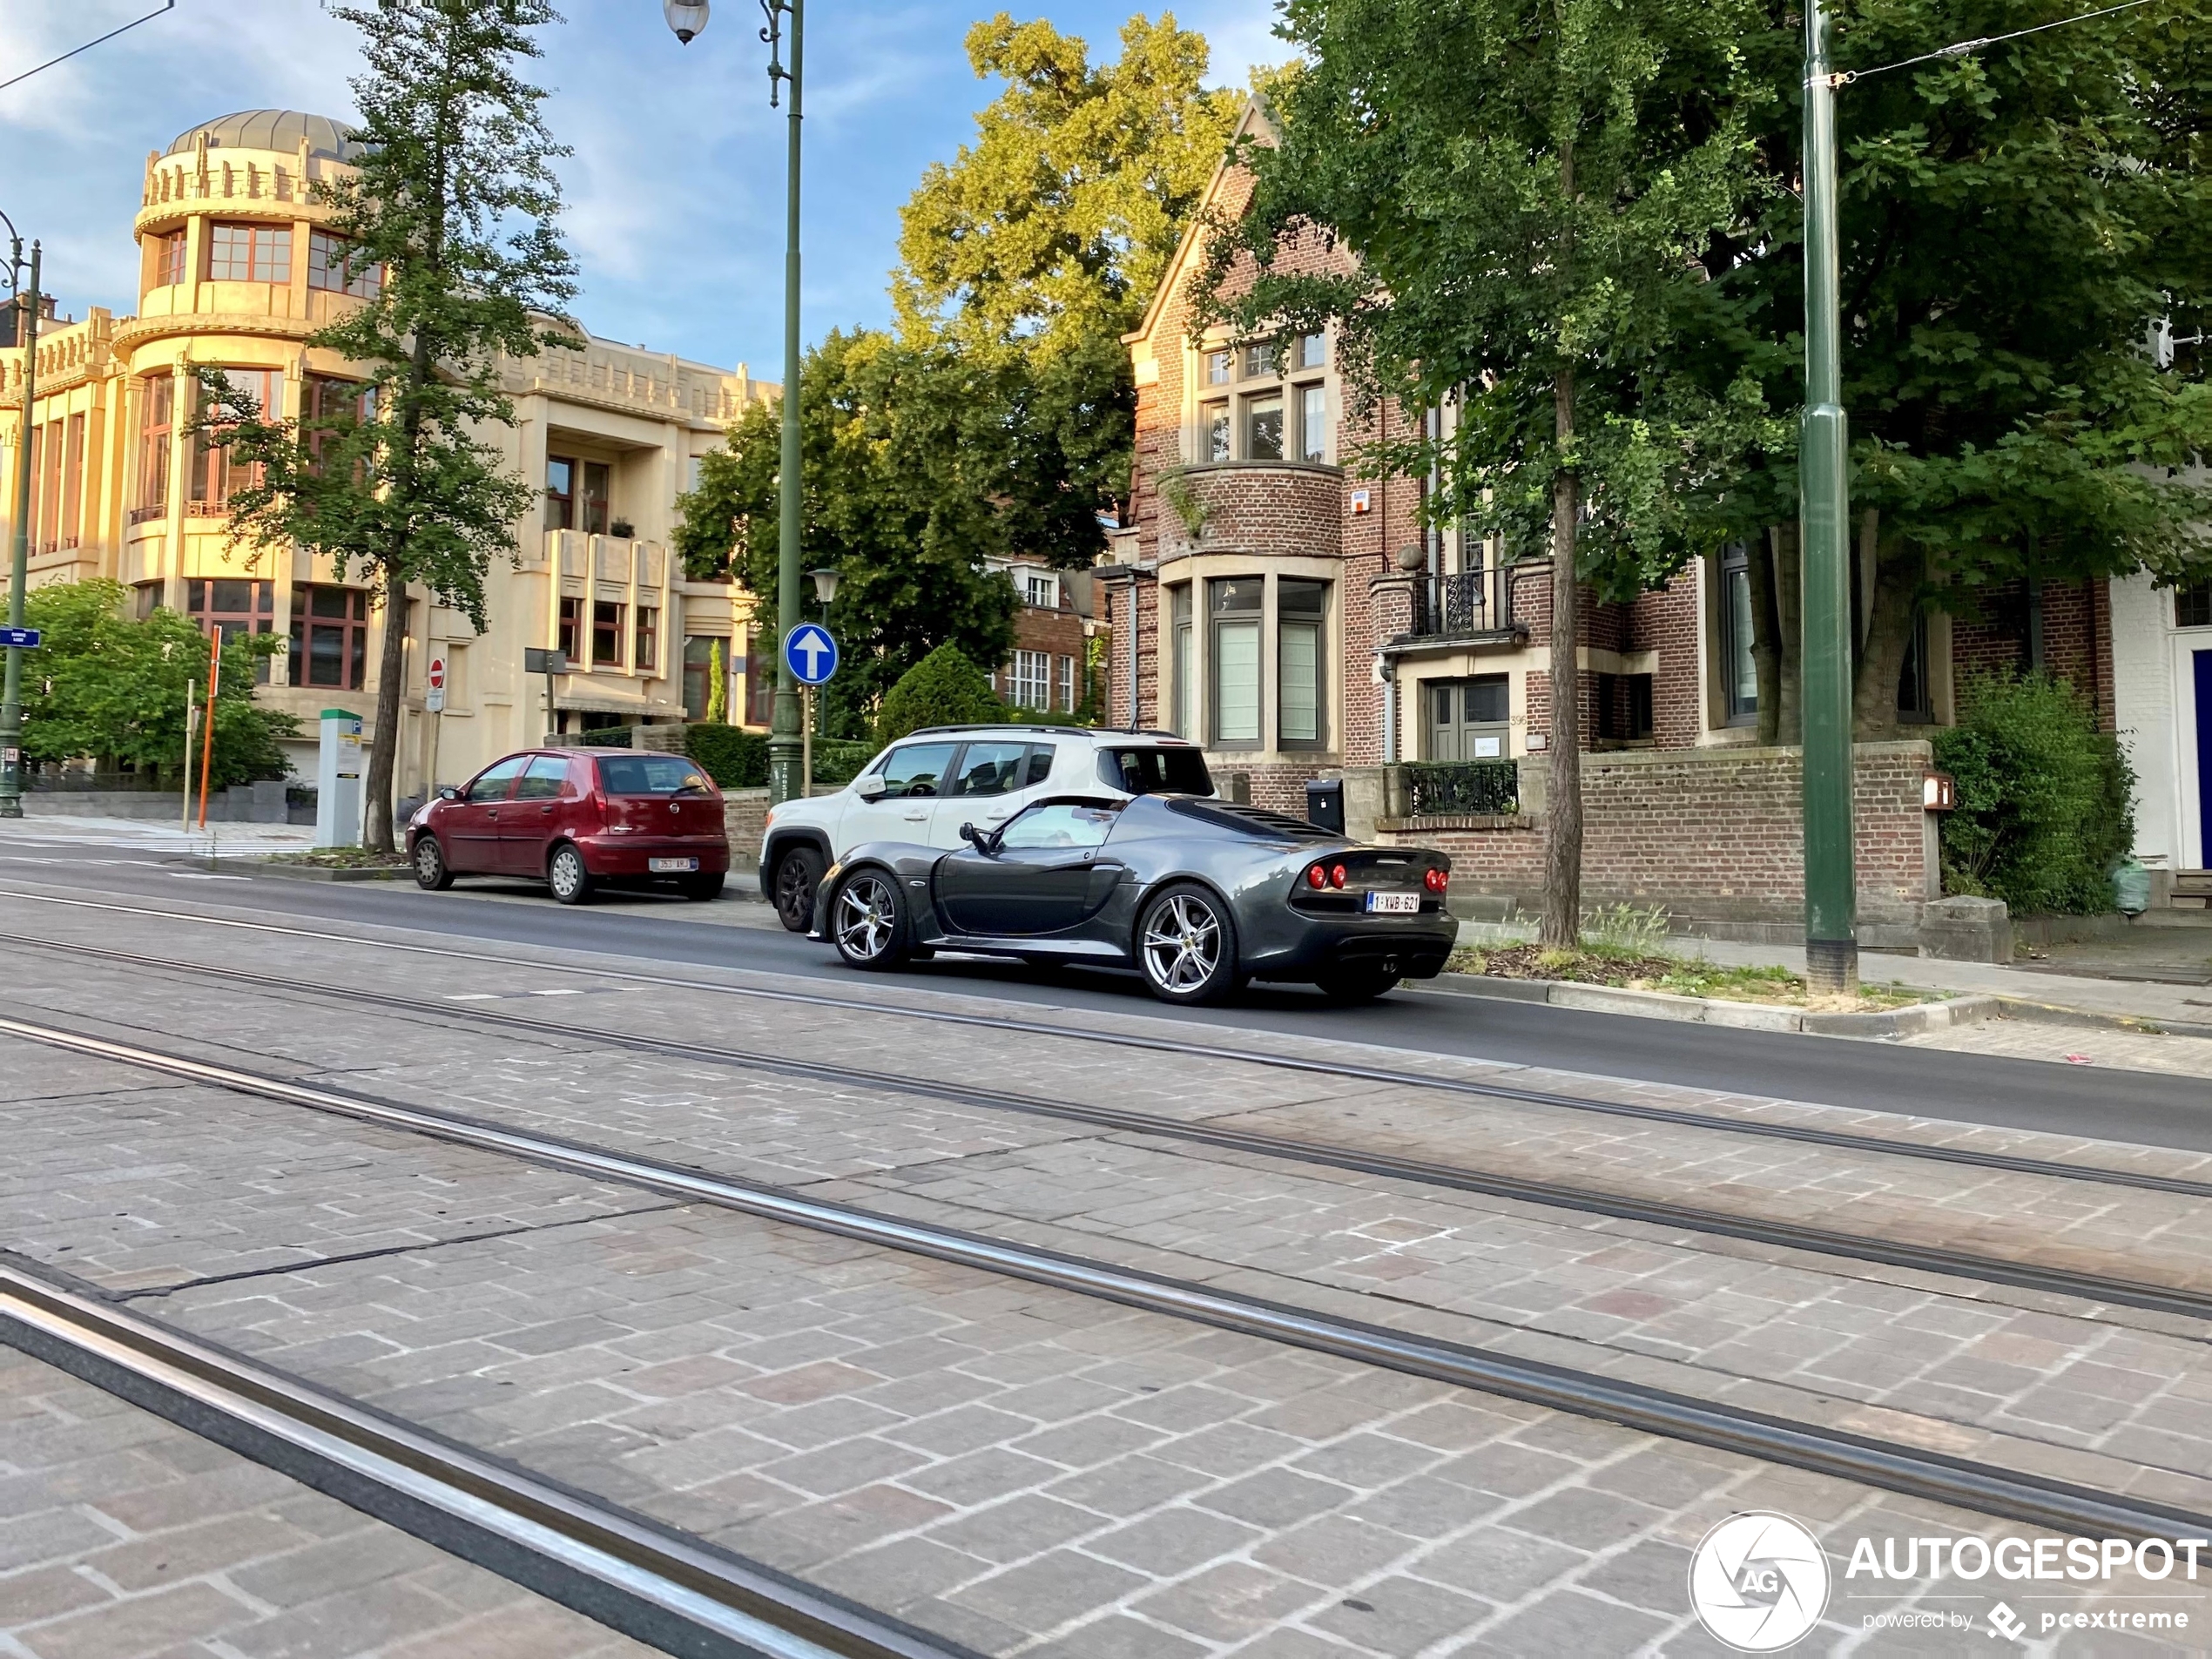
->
[1315,968,1399,1004]
[1136,883,1241,1005]
[548,844,595,906]
[411,834,454,892]
[830,870,908,970]
[679,872,725,902]
[773,846,826,933]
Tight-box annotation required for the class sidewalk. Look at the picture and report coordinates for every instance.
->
[0,815,317,860]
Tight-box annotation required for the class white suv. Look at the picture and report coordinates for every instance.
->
[759,726,1214,931]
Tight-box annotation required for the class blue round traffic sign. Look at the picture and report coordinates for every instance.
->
[782,623,839,686]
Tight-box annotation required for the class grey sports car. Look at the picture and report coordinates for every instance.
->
[812,792,1457,1005]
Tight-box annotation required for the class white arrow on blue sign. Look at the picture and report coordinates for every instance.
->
[0,628,41,650]
[782,623,839,686]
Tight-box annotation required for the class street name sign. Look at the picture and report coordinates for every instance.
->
[0,628,43,649]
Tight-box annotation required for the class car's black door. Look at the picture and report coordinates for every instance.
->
[934,802,1123,937]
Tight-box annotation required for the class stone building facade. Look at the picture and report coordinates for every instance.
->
[0,109,779,801]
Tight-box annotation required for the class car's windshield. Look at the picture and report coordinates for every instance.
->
[597,755,712,796]
[1098,746,1213,796]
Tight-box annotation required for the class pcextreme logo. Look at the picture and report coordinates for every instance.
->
[1688,1512,1832,1652]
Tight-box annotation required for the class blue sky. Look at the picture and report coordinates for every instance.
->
[1,0,1274,380]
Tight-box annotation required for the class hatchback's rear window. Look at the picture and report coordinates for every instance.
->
[598,755,712,795]
[1098,746,1214,796]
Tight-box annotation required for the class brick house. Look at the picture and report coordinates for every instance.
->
[987,559,1096,717]
[1096,105,2201,937]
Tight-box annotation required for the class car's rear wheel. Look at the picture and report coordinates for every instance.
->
[1137,883,1241,1005]
[678,872,725,901]
[412,835,454,892]
[830,869,908,970]
[1315,968,1400,1004]
[773,846,825,933]
[548,843,595,906]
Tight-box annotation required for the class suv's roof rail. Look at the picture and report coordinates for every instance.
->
[905,724,1100,738]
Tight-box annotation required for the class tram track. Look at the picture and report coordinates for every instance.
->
[1,890,2207,1201]
[0,1257,972,1659]
[3,1008,2209,1548]
[14,930,2212,1329]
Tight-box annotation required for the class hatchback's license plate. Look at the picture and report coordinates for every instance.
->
[651,857,699,873]
[1365,891,1420,914]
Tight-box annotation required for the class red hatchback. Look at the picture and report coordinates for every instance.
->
[408,748,729,904]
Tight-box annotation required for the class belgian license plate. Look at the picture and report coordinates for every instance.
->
[1365,891,1420,914]
[651,857,699,873]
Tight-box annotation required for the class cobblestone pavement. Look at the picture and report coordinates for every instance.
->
[1,895,2210,1651]
[0,1349,651,1659]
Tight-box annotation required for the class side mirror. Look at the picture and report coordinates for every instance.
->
[436,786,461,802]
[960,822,992,852]
[853,774,887,801]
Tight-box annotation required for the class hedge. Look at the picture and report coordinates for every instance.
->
[685,724,769,788]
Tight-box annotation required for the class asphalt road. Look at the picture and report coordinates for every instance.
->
[0,842,2200,1154]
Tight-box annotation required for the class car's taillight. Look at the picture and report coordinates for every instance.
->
[1305,864,1327,889]
[1424,867,1449,894]
[1330,863,1347,889]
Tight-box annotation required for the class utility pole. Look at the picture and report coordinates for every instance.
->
[1800,0,1858,995]
[667,0,805,804]
[1,240,42,819]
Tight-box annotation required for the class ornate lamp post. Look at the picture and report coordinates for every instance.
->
[669,0,806,805]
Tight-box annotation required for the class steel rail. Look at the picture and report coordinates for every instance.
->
[4,1009,2210,1545]
[0,890,2204,1200]
[16,932,2212,1326]
[0,1262,970,1659]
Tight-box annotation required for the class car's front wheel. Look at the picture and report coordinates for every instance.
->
[1136,883,1242,1005]
[548,843,595,906]
[830,869,908,970]
[1315,969,1400,1004]
[773,846,826,933]
[412,834,454,892]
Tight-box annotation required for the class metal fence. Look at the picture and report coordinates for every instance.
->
[1399,760,1519,817]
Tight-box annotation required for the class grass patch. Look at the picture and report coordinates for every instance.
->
[263,846,411,869]
[1447,945,1937,1010]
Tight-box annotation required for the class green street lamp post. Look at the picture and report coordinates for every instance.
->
[1801,0,1858,995]
[668,0,806,805]
[1,236,41,820]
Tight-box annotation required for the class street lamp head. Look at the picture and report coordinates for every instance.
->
[809,566,840,605]
[664,0,709,43]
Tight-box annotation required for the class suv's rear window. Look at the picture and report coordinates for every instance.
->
[1098,746,1213,796]
[597,755,713,795]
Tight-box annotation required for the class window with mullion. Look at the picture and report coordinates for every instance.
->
[1719,542,1758,725]
[190,578,278,685]
[191,370,283,509]
[287,584,369,690]
[1209,577,1264,747]
[206,222,292,283]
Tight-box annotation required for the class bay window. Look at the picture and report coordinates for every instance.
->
[134,376,173,516]
[307,229,381,298]
[206,221,291,283]
[1278,580,1326,746]
[191,369,282,510]
[1244,393,1284,461]
[1209,577,1263,746]
[1169,584,1192,737]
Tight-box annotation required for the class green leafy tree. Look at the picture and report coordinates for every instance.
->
[705,637,728,724]
[676,331,1020,720]
[20,581,295,787]
[1692,0,2212,738]
[207,0,577,848]
[873,644,1007,747]
[1202,0,1775,946]
[894,11,1242,535]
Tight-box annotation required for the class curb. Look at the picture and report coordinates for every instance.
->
[1989,997,2212,1042]
[1430,973,2000,1037]
[253,862,412,883]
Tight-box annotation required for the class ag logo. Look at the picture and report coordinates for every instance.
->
[1688,1511,1831,1652]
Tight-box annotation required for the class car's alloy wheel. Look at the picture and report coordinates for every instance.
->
[832,871,907,969]
[774,846,826,933]
[549,844,594,906]
[412,835,453,891]
[1138,885,1239,1004]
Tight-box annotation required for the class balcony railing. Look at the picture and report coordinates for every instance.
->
[1399,760,1519,817]
[1406,563,1522,640]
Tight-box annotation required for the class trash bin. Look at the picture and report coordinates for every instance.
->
[1305,777,1345,834]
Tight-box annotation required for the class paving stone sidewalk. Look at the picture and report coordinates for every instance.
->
[0,1349,651,1659]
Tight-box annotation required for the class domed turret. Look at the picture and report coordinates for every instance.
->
[165,110,363,163]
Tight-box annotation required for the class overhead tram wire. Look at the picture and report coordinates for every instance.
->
[4,1009,2211,1547]
[1816,0,2161,84]
[11,930,2212,1327]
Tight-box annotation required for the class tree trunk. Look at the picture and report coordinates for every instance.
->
[361,559,408,851]
[1772,523,1803,745]
[1748,531,1783,746]
[1852,529,1919,740]
[1539,364,1582,950]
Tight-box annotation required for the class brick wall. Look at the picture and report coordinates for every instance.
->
[1381,740,1938,935]
[1949,577,2114,728]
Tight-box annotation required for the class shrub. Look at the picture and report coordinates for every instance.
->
[873,644,1005,747]
[579,727,632,749]
[811,738,875,786]
[1931,672,2134,915]
[685,723,768,787]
